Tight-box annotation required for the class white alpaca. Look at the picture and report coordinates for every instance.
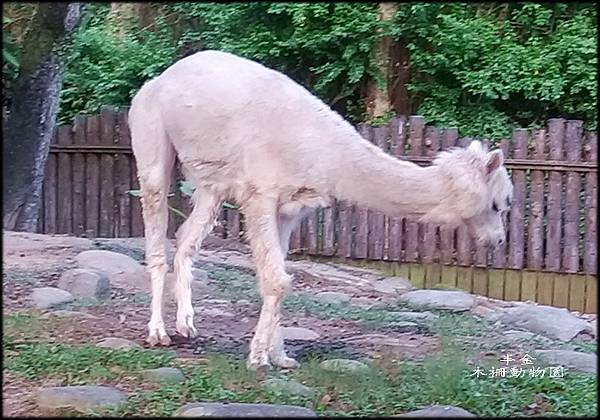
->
[129,50,513,370]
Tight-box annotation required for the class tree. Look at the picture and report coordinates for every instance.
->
[3,2,84,231]
[365,2,398,120]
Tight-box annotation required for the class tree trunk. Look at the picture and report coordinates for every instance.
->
[3,3,83,231]
[109,3,154,36]
[366,2,398,120]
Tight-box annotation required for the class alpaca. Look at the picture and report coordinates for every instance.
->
[129,50,513,370]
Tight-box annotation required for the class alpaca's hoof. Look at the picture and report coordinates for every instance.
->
[247,352,271,372]
[176,314,198,338]
[271,355,300,369]
[147,332,171,347]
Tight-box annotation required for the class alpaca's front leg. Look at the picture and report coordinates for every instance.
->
[244,199,293,370]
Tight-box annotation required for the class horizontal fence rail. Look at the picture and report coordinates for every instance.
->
[39,107,597,312]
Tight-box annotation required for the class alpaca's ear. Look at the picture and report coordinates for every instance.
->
[468,141,483,153]
[485,149,504,175]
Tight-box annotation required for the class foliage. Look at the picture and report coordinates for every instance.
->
[50,2,597,140]
[58,4,177,124]
[392,3,597,137]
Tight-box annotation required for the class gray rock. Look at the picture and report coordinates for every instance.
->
[96,337,142,350]
[471,305,503,321]
[372,277,412,294]
[75,250,144,276]
[261,378,315,398]
[319,359,369,374]
[191,268,209,282]
[315,291,351,305]
[534,350,597,375]
[399,290,475,311]
[172,402,316,417]
[57,268,111,299]
[499,304,593,342]
[36,385,127,414]
[31,287,74,309]
[281,326,320,341]
[388,311,438,323]
[42,310,99,320]
[397,405,476,417]
[502,330,535,342]
[141,367,186,383]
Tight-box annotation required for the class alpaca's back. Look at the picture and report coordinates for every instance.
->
[130,50,360,200]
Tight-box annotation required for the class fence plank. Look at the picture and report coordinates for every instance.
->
[583,132,597,274]
[306,208,318,255]
[322,203,335,256]
[388,116,407,261]
[421,126,440,265]
[336,200,352,258]
[455,137,472,267]
[56,125,73,234]
[504,269,521,302]
[526,129,546,270]
[227,208,241,240]
[568,274,586,313]
[508,129,528,269]
[353,124,371,259]
[488,269,505,299]
[71,116,87,236]
[537,273,554,305]
[584,276,597,313]
[552,273,570,308]
[84,115,100,236]
[561,120,583,272]
[44,136,58,234]
[404,116,425,263]
[439,128,458,265]
[491,139,510,267]
[456,266,473,293]
[98,107,116,237]
[368,126,386,260]
[521,271,538,302]
[114,108,132,237]
[545,118,565,271]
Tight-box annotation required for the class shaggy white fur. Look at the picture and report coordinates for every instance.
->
[129,50,513,370]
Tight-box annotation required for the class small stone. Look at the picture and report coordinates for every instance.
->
[387,311,438,323]
[141,367,186,383]
[31,287,74,309]
[397,405,476,417]
[236,299,251,306]
[172,402,316,417]
[315,291,351,305]
[372,277,413,294]
[194,307,235,318]
[42,310,99,320]
[57,268,111,299]
[36,386,127,414]
[281,326,320,341]
[261,378,315,398]
[534,350,597,375]
[399,290,475,311]
[96,337,142,350]
[201,299,230,305]
[319,359,369,374]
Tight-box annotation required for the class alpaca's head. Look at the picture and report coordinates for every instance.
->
[429,140,513,247]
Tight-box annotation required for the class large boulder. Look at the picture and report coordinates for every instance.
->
[499,304,593,342]
[534,350,596,375]
[397,405,476,417]
[399,290,475,311]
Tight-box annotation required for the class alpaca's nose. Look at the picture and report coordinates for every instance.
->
[497,238,504,246]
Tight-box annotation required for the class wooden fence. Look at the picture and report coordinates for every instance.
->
[38,107,597,312]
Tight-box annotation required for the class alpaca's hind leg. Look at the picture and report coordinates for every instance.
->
[268,211,302,368]
[134,139,175,347]
[173,189,222,338]
[244,198,292,370]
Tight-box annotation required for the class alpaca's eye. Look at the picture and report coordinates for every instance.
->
[492,202,499,212]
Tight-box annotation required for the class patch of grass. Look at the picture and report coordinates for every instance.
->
[3,312,50,341]
[4,341,174,383]
[206,267,260,302]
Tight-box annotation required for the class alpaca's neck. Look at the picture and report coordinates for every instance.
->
[330,136,446,218]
